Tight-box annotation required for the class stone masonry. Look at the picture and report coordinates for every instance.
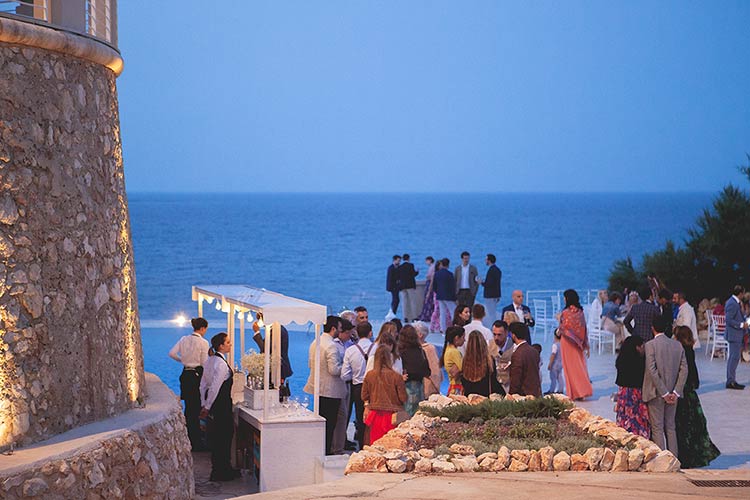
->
[0,40,146,448]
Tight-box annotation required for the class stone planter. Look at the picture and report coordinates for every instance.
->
[243,386,279,410]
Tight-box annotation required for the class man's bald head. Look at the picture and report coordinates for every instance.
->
[512,290,524,306]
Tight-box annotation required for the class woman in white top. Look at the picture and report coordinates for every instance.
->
[199,332,238,482]
[365,323,403,374]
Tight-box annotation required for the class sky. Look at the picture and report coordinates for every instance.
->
[116,1,750,193]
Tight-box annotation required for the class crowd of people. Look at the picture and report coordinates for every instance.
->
[167,259,747,475]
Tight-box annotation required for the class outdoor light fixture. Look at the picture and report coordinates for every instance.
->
[204,296,215,305]
[215,301,222,310]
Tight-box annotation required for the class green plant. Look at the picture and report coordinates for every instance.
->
[420,397,573,422]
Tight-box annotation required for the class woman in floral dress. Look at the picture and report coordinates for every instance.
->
[615,335,650,437]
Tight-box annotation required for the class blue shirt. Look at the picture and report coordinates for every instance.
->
[601,301,621,321]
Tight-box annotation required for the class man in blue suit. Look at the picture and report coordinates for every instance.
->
[725,285,747,390]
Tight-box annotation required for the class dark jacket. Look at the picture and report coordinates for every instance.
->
[509,342,542,397]
[386,264,401,292]
[483,264,502,299]
[433,268,456,301]
[462,359,504,397]
[253,325,293,379]
[624,301,660,341]
[501,304,536,328]
[400,346,431,382]
[615,350,645,388]
[683,345,699,392]
[660,302,674,337]
[399,262,418,290]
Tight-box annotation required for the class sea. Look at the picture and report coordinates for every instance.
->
[131,192,714,398]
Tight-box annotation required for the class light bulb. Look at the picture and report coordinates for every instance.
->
[204,296,214,305]
[215,301,222,311]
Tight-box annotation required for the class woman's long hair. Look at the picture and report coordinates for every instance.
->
[397,325,421,352]
[674,325,695,348]
[564,289,582,310]
[453,304,471,327]
[209,332,228,356]
[375,322,398,343]
[372,344,394,372]
[440,326,465,367]
[615,335,643,371]
[377,331,399,361]
[462,331,492,382]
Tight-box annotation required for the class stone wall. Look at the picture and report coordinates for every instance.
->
[1,373,194,499]
[0,39,146,448]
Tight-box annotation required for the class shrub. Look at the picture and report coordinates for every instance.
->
[420,397,572,422]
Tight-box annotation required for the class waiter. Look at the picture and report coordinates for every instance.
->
[169,317,209,451]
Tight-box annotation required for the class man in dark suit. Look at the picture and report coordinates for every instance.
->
[725,285,747,390]
[501,290,535,332]
[385,255,401,316]
[642,316,687,455]
[433,258,456,333]
[481,253,502,327]
[657,288,674,338]
[398,253,419,322]
[624,286,661,342]
[508,322,542,398]
[454,251,479,307]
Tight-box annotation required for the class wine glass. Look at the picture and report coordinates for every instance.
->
[301,395,310,413]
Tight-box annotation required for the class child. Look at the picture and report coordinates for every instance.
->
[546,329,565,394]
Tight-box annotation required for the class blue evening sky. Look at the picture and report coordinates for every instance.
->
[117,1,750,193]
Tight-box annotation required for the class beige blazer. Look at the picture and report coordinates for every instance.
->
[642,334,687,403]
[303,332,348,399]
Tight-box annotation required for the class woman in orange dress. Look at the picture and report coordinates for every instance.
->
[558,289,593,400]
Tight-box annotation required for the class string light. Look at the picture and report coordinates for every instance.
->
[173,314,188,327]
[215,301,222,311]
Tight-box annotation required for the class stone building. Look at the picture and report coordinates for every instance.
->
[0,2,193,497]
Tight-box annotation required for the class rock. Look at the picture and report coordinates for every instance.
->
[508,458,528,472]
[0,195,19,225]
[0,232,14,258]
[528,451,541,471]
[88,461,105,486]
[386,459,407,473]
[384,450,404,460]
[571,453,589,471]
[645,451,681,472]
[612,449,629,472]
[490,458,507,471]
[94,283,109,310]
[628,448,644,471]
[539,446,555,471]
[448,394,469,404]
[56,474,76,489]
[451,455,479,472]
[467,394,487,405]
[489,393,504,401]
[418,448,435,458]
[432,460,456,473]
[584,447,605,471]
[22,478,48,496]
[510,449,531,464]
[450,443,476,456]
[477,452,497,462]
[600,448,615,471]
[21,284,44,318]
[479,457,496,471]
[553,451,571,471]
[374,433,412,451]
[642,446,660,463]
[414,458,433,473]
[496,446,510,468]
[345,452,387,474]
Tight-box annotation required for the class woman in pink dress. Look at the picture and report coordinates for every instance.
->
[558,289,593,400]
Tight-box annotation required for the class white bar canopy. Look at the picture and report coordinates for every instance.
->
[192,285,327,326]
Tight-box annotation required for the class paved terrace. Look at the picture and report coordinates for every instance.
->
[207,331,750,498]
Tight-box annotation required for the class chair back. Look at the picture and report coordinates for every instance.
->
[712,314,726,333]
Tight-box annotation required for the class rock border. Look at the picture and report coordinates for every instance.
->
[345,393,680,474]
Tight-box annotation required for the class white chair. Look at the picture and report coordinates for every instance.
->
[708,313,729,361]
[704,310,713,358]
[533,299,549,342]
[586,302,616,355]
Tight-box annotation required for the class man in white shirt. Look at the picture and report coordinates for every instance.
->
[465,304,493,346]
[169,317,210,451]
[341,322,374,450]
[454,251,479,307]
[672,291,700,348]
[501,290,536,333]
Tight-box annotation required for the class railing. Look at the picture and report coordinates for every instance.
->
[0,0,117,48]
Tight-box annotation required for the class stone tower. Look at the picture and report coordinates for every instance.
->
[0,0,146,449]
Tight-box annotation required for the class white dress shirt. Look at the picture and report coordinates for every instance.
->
[168,333,209,368]
[341,338,374,385]
[460,264,470,289]
[514,304,526,321]
[365,342,403,375]
[675,302,700,348]
[200,353,232,410]
[465,319,493,345]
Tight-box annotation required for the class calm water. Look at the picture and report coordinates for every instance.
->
[130,192,713,395]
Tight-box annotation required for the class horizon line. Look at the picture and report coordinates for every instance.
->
[125,189,720,195]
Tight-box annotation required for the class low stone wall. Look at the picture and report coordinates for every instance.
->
[0,373,194,499]
[346,394,680,475]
